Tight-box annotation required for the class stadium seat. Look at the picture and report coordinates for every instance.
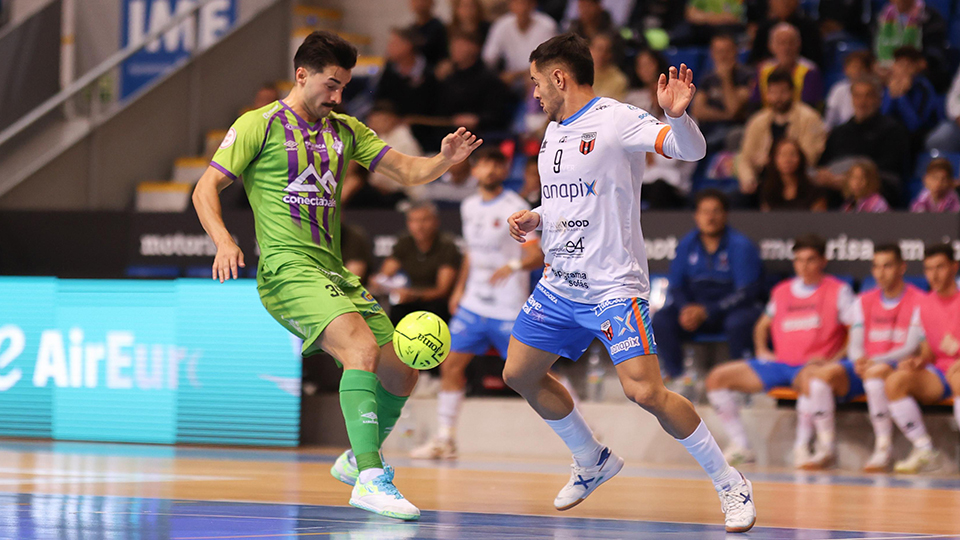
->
[663,47,705,79]
[135,182,192,212]
[951,18,960,49]
[925,0,954,20]
[173,157,209,184]
[770,386,953,406]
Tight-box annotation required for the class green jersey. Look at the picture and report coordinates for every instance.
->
[211,100,390,270]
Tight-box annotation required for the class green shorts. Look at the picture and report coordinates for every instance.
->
[257,255,394,356]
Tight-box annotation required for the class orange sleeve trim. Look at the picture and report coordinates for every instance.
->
[654,125,672,159]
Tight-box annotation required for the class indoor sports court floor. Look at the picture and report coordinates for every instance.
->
[0,440,958,539]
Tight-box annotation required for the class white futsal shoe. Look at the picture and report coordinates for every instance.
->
[350,468,420,521]
[862,446,892,473]
[409,437,457,460]
[894,446,939,474]
[554,447,624,511]
[723,445,756,467]
[717,472,756,533]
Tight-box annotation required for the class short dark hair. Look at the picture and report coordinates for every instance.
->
[893,46,925,63]
[874,243,903,262]
[695,188,730,212]
[369,100,398,116]
[472,146,508,165]
[294,31,357,73]
[926,157,954,178]
[529,33,594,86]
[448,29,483,47]
[793,234,827,257]
[844,50,875,70]
[767,68,795,90]
[924,243,954,262]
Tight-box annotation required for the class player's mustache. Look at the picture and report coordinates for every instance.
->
[321,102,338,108]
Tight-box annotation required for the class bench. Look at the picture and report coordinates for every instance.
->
[768,387,954,407]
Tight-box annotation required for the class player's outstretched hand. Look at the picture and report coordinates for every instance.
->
[657,63,696,118]
[441,127,483,164]
[508,210,540,243]
[213,240,245,283]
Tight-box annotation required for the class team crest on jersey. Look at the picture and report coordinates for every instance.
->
[600,320,614,341]
[332,139,344,155]
[580,132,597,155]
[540,139,548,153]
[559,136,568,143]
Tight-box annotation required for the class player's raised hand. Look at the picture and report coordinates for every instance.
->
[508,210,540,243]
[441,127,483,164]
[657,63,697,118]
[212,240,245,283]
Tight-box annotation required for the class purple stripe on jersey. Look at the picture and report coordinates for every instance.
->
[282,112,301,226]
[369,146,391,172]
[310,127,328,245]
[210,161,237,180]
[334,117,357,151]
[253,109,286,163]
[297,121,328,245]
[280,99,323,131]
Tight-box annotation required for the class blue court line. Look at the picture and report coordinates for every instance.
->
[0,493,956,540]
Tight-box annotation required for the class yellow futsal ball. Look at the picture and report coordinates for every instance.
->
[392,311,451,370]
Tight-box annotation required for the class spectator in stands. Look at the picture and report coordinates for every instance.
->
[692,34,755,147]
[817,76,910,196]
[884,243,960,474]
[482,0,558,88]
[881,47,940,151]
[627,0,686,37]
[875,0,949,90]
[590,32,628,101]
[706,234,854,465]
[841,160,890,212]
[680,0,746,46]
[374,27,438,135]
[749,0,822,67]
[252,84,279,110]
[413,31,514,150]
[925,68,960,153]
[345,102,424,208]
[759,139,828,211]
[372,201,462,323]
[737,69,826,197]
[652,189,764,380]
[519,157,541,205]
[450,0,491,47]
[420,159,479,208]
[753,23,823,109]
[625,48,669,116]
[818,0,871,44]
[341,223,375,284]
[567,0,614,40]
[824,51,874,130]
[803,244,924,472]
[410,0,448,66]
[910,158,960,213]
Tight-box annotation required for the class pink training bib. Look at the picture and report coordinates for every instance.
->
[770,276,848,366]
[918,290,960,373]
[861,285,924,359]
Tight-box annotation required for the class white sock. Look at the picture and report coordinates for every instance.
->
[678,421,742,491]
[889,397,933,450]
[707,389,750,450]
[358,467,385,484]
[954,399,960,432]
[437,390,465,441]
[544,408,604,467]
[864,378,893,450]
[795,395,814,451]
[809,378,836,451]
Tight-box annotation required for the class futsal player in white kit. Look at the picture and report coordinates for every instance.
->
[411,148,544,460]
[506,34,756,532]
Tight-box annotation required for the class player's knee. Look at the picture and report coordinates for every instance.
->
[623,379,667,412]
[705,365,730,390]
[864,364,891,380]
[501,364,533,392]
[884,371,909,399]
[340,341,381,372]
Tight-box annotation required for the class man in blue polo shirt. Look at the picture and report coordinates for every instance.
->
[652,189,764,379]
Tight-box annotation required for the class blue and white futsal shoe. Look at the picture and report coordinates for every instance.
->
[331,449,393,487]
[554,446,624,510]
[717,472,756,533]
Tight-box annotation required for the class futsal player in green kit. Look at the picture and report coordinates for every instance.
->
[192,31,482,520]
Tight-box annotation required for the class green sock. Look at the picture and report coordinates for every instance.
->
[376,382,409,447]
[339,369,383,471]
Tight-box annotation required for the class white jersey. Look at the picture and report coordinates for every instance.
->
[535,97,706,303]
[459,190,532,320]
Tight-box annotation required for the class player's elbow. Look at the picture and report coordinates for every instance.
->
[677,138,707,162]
